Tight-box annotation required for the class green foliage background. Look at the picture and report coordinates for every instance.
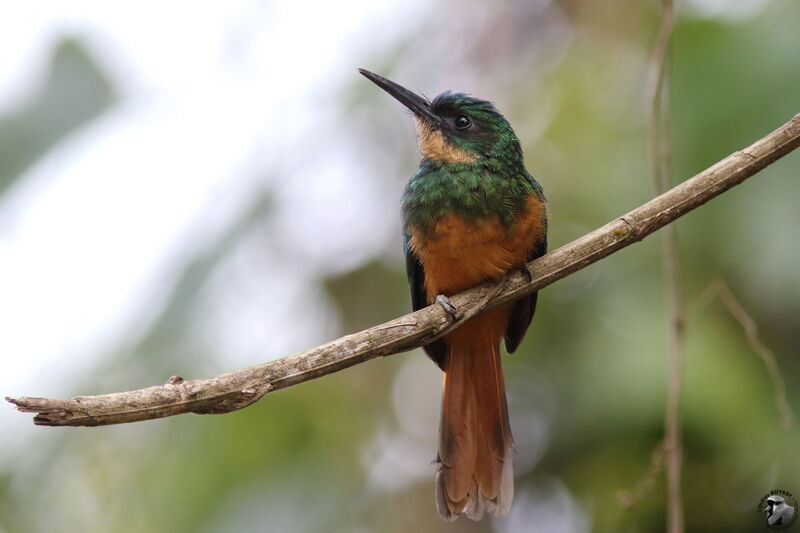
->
[2,2,799,532]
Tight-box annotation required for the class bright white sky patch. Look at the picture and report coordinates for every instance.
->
[681,0,770,21]
[0,0,426,454]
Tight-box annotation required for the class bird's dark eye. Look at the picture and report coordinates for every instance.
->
[454,115,472,130]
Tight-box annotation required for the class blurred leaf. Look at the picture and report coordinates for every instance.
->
[0,38,115,196]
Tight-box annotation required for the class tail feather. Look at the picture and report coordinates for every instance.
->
[435,339,514,521]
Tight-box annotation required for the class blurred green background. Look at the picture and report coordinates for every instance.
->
[1,1,798,532]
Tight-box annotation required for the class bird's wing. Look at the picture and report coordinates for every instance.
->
[504,211,547,354]
[405,234,447,369]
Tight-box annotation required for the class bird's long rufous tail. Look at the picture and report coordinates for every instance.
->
[435,326,513,521]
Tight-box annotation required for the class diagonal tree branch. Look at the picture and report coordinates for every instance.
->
[690,279,796,429]
[7,112,800,427]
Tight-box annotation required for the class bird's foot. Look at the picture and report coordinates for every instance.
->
[521,262,535,283]
[435,294,458,321]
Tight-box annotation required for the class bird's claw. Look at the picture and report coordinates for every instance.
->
[435,294,458,321]
[522,263,535,283]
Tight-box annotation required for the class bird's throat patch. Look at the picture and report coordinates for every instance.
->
[415,119,477,164]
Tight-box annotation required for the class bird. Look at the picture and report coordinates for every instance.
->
[765,495,795,526]
[359,69,547,521]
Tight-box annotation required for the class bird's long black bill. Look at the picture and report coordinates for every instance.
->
[358,69,440,126]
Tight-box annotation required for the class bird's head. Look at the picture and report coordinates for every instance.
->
[766,496,786,515]
[359,69,522,166]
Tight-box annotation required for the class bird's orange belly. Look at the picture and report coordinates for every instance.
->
[406,195,545,344]
[407,195,545,301]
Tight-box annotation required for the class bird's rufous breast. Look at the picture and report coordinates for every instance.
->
[407,194,546,303]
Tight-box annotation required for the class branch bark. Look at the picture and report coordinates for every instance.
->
[7,112,800,427]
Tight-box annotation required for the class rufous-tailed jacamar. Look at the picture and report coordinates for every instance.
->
[360,69,547,521]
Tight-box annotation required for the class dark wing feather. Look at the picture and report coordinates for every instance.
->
[405,239,447,369]
[504,234,547,354]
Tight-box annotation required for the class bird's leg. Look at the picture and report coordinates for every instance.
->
[435,294,458,321]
